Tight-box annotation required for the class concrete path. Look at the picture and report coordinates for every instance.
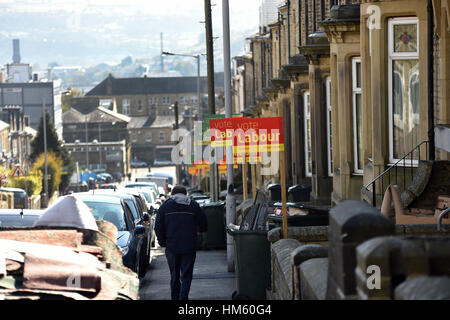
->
[139,248,236,300]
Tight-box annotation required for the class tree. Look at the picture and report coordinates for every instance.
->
[29,112,75,193]
[61,87,83,112]
[32,152,63,197]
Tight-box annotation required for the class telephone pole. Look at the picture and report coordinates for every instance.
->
[223,0,235,272]
[204,0,218,202]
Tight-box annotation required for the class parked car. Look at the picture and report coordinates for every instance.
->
[146,172,174,185]
[0,198,139,300]
[153,159,173,167]
[0,209,44,228]
[131,159,148,168]
[121,188,158,248]
[125,182,159,200]
[98,172,114,183]
[0,188,29,209]
[135,176,171,193]
[99,183,118,190]
[74,193,151,278]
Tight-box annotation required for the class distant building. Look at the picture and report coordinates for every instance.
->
[62,105,131,175]
[85,73,224,118]
[5,39,32,84]
[0,39,59,133]
[0,82,55,130]
[259,0,285,33]
[82,73,224,165]
[0,120,10,167]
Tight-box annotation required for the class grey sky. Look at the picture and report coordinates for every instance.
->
[0,0,262,66]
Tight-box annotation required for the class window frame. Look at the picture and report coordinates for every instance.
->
[387,17,420,166]
[352,57,364,174]
[122,98,130,115]
[325,77,333,177]
[303,91,312,178]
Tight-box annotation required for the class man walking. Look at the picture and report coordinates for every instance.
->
[155,185,208,300]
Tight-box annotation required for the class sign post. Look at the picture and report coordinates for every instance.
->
[209,116,287,237]
[280,149,288,239]
[251,164,257,200]
[242,163,248,200]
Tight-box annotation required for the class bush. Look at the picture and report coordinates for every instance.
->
[7,173,43,196]
[32,152,63,196]
[0,166,11,187]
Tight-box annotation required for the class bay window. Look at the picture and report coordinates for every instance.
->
[388,18,420,163]
[352,57,363,173]
[304,91,312,177]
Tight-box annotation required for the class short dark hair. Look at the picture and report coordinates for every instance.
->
[171,185,187,196]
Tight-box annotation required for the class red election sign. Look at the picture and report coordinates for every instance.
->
[209,117,284,163]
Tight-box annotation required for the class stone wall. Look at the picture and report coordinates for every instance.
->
[267,200,450,300]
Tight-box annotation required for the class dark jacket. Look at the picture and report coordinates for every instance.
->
[155,194,208,254]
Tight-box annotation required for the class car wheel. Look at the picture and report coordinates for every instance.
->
[138,247,148,278]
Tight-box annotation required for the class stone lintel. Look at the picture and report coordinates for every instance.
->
[270,78,291,90]
[298,44,331,64]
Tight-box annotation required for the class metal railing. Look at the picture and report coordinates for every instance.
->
[364,141,429,207]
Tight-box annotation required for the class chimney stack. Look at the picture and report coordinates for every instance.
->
[12,39,21,64]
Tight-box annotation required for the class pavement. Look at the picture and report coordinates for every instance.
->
[139,247,236,300]
[136,166,236,300]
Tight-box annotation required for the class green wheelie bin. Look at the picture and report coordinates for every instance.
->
[201,202,226,249]
[227,228,271,300]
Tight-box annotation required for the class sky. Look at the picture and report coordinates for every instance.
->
[0,0,262,66]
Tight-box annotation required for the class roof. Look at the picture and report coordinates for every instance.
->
[0,209,44,216]
[0,188,26,193]
[86,73,225,96]
[129,116,154,129]
[63,107,130,124]
[74,194,123,205]
[0,120,10,132]
[150,116,176,129]
[24,126,37,137]
[84,190,135,201]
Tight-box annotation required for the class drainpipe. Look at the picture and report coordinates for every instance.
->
[278,11,282,73]
[428,0,435,161]
[287,0,291,60]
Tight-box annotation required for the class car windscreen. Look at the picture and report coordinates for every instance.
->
[13,192,27,209]
[139,191,153,203]
[0,214,39,228]
[83,201,127,231]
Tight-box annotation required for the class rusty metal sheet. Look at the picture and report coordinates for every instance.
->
[23,254,101,293]
[0,239,106,270]
[0,288,90,300]
[0,250,5,276]
[0,230,83,249]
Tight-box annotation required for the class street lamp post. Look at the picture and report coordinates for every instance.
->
[162,51,203,188]
[223,0,236,272]
[99,123,102,171]
[42,99,49,208]
[85,116,89,171]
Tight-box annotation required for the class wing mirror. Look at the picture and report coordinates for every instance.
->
[135,225,146,235]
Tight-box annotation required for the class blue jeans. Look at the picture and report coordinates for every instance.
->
[165,249,196,300]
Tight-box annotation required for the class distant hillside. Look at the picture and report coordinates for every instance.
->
[47,28,254,90]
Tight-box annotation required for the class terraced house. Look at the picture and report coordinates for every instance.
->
[233,0,450,220]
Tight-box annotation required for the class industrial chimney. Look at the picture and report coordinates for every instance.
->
[12,39,21,64]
